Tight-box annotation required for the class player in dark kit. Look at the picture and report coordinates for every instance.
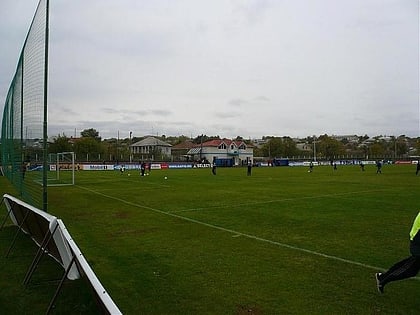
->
[376,212,420,293]
[212,164,216,175]
[376,160,382,174]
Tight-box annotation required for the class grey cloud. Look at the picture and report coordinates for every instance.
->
[2,0,419,140]
[100,108,172,117]
[254,96,270,102]
[228,98,248,107]
[214,111,241,119]
[150,109,172,117]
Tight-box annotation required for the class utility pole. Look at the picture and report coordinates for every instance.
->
[129,131,132,163]
[200,134,203,162]
[117,130,119,164]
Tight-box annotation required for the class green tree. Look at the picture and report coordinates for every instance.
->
[282,137,299,157]
[253,146,264,157]
[49,134,73,154]
[395,137,408,157]
[80,128,101,141]
[358,135,369,143]
[317,135,345,159]
[261,137,298,158]
[265,137,283,157]
[415,138,420,156]
[369,142,385,157]
[103,138,118,161]
[74,137,105,161]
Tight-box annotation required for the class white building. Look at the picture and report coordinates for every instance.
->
[187,139,253,166]
[130,136,172,160]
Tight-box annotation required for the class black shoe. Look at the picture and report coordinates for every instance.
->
[375,273,384,293]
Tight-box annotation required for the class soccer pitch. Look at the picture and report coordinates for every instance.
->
[1,164,420,314]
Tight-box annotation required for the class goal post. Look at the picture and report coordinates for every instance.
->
[57,152,75,185]
[47,152,75,186]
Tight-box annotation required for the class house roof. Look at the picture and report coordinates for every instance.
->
[131,136,172,147]
[201,138,253,148]
[171,140,195,150]
[186,138,253,155]
[187,147,202,154]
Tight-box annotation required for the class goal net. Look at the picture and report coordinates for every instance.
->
[47,152,75,186]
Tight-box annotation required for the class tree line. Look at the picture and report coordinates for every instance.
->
[253,134,418,160]
[46,128,420,162]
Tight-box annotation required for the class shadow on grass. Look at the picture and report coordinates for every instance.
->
[0,225,102,314]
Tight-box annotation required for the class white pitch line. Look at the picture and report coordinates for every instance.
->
[77,185,388,272]
[172,189,390,213]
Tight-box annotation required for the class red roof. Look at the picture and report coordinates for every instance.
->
[200,138,253,148]
[172,140,195,150]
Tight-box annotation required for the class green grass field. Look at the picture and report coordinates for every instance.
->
[1,163,420,314]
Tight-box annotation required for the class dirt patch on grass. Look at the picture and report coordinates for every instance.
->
[236,304,263,315]
[113,211,131,219]
[108,227,158,239]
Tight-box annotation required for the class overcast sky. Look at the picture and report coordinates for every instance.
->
[0,0,419,139]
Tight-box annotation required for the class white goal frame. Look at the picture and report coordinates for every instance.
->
[50,152,75,186]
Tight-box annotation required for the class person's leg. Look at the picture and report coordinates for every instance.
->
[377,256,420,289]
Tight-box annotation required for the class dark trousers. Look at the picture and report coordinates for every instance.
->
[379,256,420,286]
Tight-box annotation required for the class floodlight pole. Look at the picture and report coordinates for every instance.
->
[129,131,132,163]
[200,134,203,161]
[116,130,119,164]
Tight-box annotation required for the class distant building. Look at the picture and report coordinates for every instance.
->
[187,138,253,166]
[171,140,195,161]
[296,142,312,152]
[251,138,268,148]
[331,135,359,143]
[130,136,172,161]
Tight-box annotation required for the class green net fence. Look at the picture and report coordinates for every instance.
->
[1,0,49,211]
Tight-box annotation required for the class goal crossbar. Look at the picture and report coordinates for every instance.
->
[47,152,75,186]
